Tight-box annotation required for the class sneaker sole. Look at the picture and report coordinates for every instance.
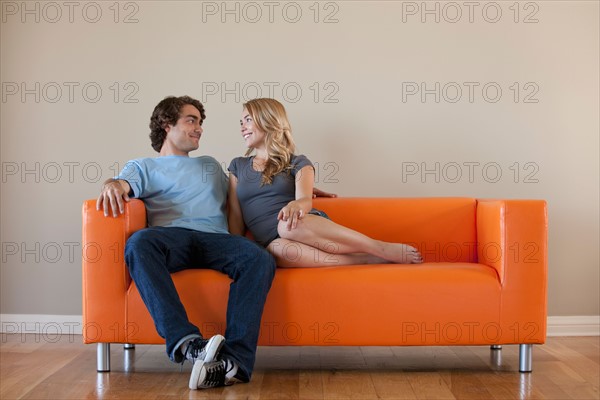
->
[195,361,214,389]
[188,335,225,390]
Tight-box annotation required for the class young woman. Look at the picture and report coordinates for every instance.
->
[227,98,423,267]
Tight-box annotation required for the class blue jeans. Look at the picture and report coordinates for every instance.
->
[124,227,276,382]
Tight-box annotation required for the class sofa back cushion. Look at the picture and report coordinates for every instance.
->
[312,197,477,263]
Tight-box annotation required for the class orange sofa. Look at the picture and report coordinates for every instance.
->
[82,197,547,372]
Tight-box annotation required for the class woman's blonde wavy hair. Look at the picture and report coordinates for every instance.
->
[243,98,296,185]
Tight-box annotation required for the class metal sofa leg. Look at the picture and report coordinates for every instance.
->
[519,344,533,372]
[124,343,135,350]
[490,345,503,368]
[97,343,111,372]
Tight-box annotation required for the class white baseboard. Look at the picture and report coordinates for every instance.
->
[546,316,600,337]
[1,314,599,337]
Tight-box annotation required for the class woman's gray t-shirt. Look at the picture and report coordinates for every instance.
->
[228,155,313,247]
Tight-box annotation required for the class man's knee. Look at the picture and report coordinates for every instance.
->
[126,229,152,253]
[125,228,164,265]
[238,239,276,280]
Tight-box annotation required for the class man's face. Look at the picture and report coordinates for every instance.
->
[162,104,203,156]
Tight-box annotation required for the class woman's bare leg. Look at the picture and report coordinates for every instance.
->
[267,238,390,268]
[277,215,422,264]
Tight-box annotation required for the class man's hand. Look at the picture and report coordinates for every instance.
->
[96,179,131,217]
[312,187,337,199]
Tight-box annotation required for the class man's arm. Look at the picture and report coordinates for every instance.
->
[96,178,132,217]
[312,187,337,198]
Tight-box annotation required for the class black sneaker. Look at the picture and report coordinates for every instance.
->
[182,334,225,363]
[190,358,240,390]
[183,335,225,389]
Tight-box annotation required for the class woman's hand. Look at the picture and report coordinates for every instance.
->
[279,165,314,230]
[278,200,307,230]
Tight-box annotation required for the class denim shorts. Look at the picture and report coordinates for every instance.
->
[308,208,330,219]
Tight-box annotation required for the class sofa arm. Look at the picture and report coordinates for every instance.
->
[81,198,146,343]
[477,199,548,342]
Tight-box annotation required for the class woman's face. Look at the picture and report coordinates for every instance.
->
[240,108,266,149]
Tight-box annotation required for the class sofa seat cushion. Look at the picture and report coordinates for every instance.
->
[126,263,500,346]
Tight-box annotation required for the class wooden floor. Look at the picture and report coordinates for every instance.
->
[1,334,598,399]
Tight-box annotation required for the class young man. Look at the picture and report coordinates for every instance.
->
[97,95,276,390]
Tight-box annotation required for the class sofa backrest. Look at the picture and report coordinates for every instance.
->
[312,197,477,263]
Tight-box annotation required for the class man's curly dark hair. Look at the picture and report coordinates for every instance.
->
[149,96,206,152]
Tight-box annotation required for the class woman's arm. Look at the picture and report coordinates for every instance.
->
[278,165,315,230]
[227,173,246,236]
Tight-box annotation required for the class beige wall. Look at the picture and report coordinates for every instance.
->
[1,1,598,317]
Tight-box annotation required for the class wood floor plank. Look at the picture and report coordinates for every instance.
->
[319,346,367,370]
[445,371,495,399]
[390,346,465,371]
[540,339,600,386]
[0,334,86,399]
[1,335,599,400]
[322,369,378,399]
[298,370,324,399]
[523,368,576,400]
[369,371,418,399]
[199,370,265,400]
[260,370,299,399]
[556,336,600,365]
[408,372,456,400]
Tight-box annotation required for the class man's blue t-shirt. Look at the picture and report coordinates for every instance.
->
[117,155,229,234]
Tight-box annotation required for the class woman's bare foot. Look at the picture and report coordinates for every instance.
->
[379,243,423,264]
